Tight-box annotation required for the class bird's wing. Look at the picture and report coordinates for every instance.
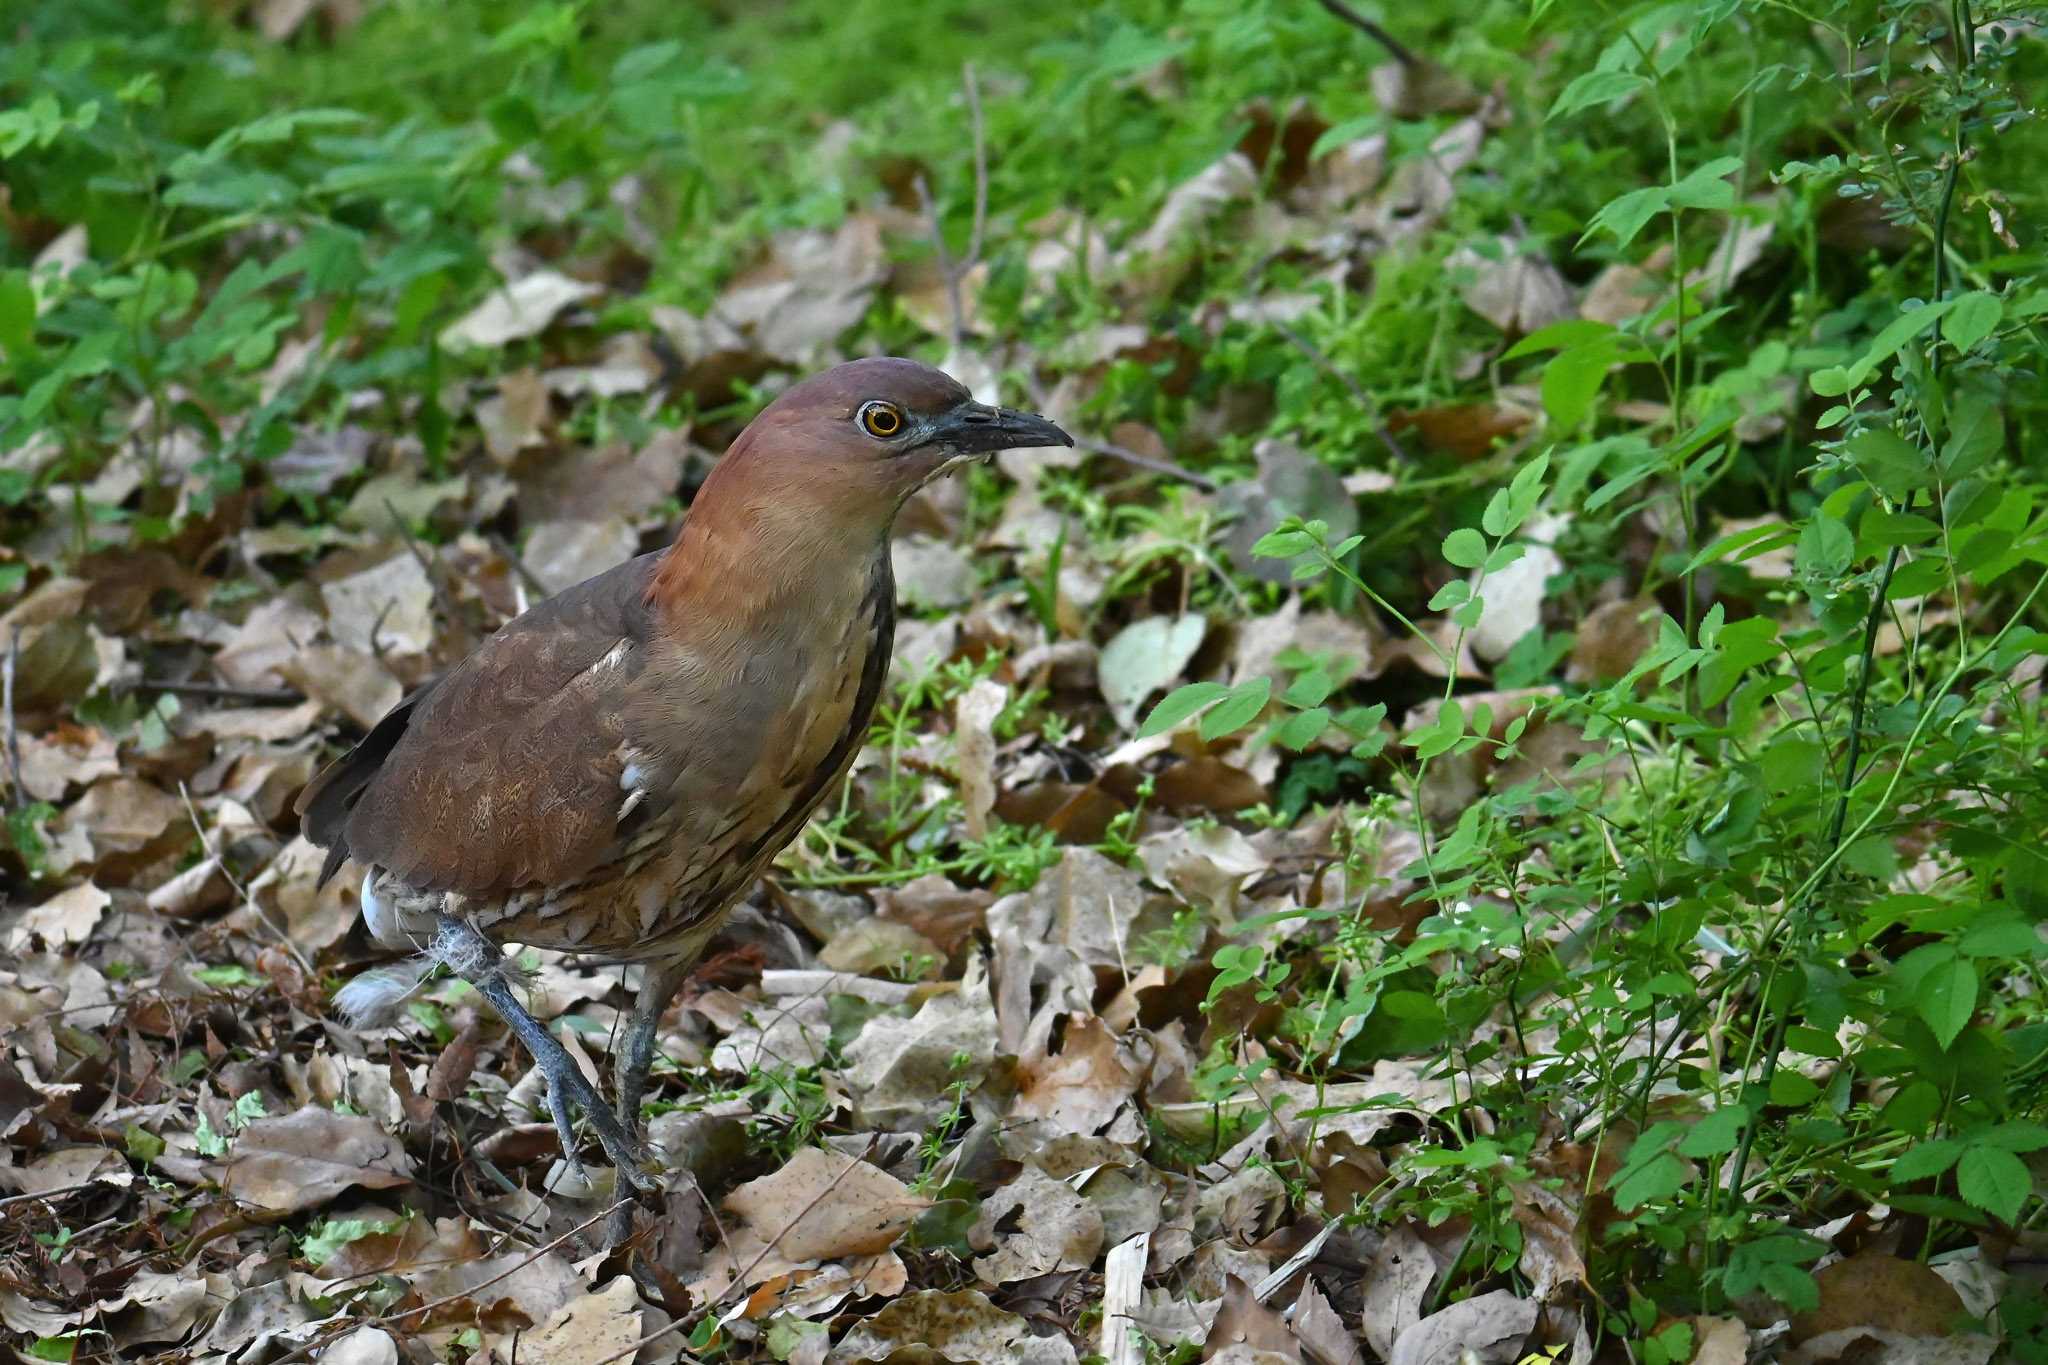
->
[295,552,664,897]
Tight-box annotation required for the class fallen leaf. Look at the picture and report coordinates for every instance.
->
[222,1107,412,1213]
[830,1288,1079,1364]
[1204,1274,1298,1360]
[514,1276,642,1365]
[1359,1223,1436,1361]
[1099,614,1207,730]
[971,1165,1104,1285]
[1387,1289,1536,1365]
[439,269,600,350]
[1450,237,1575,334]
[1790,1254,1969,1343]
[5,881,110,953]
[954,678,1007,840]
[724,1146,930,1263]
[522,518,640,596]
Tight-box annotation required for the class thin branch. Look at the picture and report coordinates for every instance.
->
[1312,0,1421,68]
[1072,435,1218,491]
[179,780,315,976]
[3,627,22,816]
[137,679,305,704]
[963,63,988,272]
[385,498,468,647]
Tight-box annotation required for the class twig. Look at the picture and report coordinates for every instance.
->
[385,498,467,645]
[1311,0,1421,68]
[1269,319,1412,463]
[487,530,551,605]
[137,679,305,704]
[1072,434,1218,491]
[963,63,988,278]
[178,781,316,976]
[3,627,22,816]
[915,64,990,352]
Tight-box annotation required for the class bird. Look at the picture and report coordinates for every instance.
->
[295,356,1072,1192]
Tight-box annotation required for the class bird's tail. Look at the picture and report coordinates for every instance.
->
[333,955,436,1029]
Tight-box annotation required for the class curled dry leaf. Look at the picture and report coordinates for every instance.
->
[1450,237,1575,335]
[954,677,1008,840]
[221,1106,412,1214]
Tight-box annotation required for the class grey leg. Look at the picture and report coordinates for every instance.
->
[434,917,654,1192]
[614,959,693,1132]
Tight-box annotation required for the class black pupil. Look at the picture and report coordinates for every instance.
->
[870,407,897,432]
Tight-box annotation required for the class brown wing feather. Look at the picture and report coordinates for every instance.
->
[300,552,663,898]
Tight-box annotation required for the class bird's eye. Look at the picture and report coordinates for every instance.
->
[858,401,904,439]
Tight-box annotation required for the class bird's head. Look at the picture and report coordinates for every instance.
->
[704,357,1073,538]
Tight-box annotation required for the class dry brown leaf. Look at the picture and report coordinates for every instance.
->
[222,1107,412,1213]
[1450,237,1575,334]
[1791,1253,1970,1342]
[513,1276,642,1365]
[842,958,998,1127]
[1691,1315,1751,1365]
[277,644,402,731]
[1387,1289,1536,1365]
[830,1287,1079,1364]
[954,677,1007,840]
[1289,1276,1364,1365]
[1204,1275,1300,1361]
[523,517,640,595]
[971,1165,1104,1285]
[1567,596,1656,683]
[439,268,599,350]
[1014,1014,1142,1137]
[723,1145,929,1263]
[5,882,110,954]
[1359,1223,1437,1361]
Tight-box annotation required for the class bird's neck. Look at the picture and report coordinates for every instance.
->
[645,493,890,637]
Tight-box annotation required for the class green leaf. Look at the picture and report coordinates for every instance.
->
[1549,69,1650,119]
[1613,1150,1688,1211]
[1678,1106,1748,1158]
[1582,185,1669,248]
[1917,955,1979,1050]
[1252,528,1316,559]
[1850,428,1930,502]
[1956,1146,2030,1223]
[1891,1139,1963,1183]
[0,269,35,363]
[1199,677,1272,742]
[1137,682,1230,739]
[1442,528,1487,568]
[1979,1121,2048,1154]
[1830,298,1958,393]
[1503,318,1615,361]
[1666,156,1744,210]
[1274,707,1331,751]
[1941,291,2002,354]
[1542,342,1615,430]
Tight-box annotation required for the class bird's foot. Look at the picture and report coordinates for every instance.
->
[433,916,658,1193]
[530,1037,659,1193]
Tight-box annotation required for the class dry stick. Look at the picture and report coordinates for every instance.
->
[1311,0,1421,67]
[137,678,305,704]
[594,1137,885,1365]
[385,499,468,646]
[1072,433,1218,491]
[3,627,22,816]
[914,65,991,353]
[177,780,316,976]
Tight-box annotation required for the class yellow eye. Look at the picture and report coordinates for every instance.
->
[859,401,904,438]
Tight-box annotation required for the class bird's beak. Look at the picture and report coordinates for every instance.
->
[929,401,1075,457]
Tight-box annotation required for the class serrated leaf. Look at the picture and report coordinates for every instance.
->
[1891,1138,1963,1184]
[1956,1146,2030,1222]
[1679,1106,1748,1157]
[1916,955,1978,1050]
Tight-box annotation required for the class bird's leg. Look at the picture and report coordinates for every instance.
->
[614,959,692,1136]
[604,959,692,1250]
[432,916,654,1192]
